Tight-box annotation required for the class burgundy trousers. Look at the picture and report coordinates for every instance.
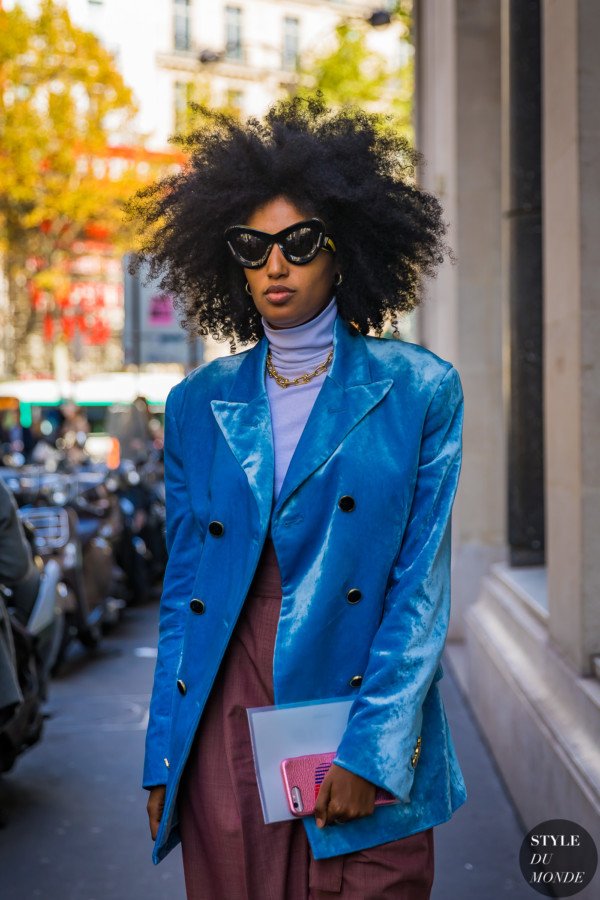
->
[178,537,435,900]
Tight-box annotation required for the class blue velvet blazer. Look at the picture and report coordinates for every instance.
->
[143,314,467,865]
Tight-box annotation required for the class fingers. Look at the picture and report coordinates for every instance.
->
[314,774,332,829]
[147,803,158,841]
[148,809,160,841]
[314,765,377,829]
[146,785,166,841]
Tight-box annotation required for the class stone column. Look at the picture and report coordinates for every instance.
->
[414,0,504,646]
[542,0,600,675]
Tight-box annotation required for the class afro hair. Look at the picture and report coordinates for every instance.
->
[127,94,451,348]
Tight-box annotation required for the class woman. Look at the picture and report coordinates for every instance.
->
[135,97,467,899]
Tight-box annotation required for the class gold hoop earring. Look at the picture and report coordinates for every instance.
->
[334,272,343,287]
[245,282,252,296]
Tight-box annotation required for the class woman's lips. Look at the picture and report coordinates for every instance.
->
[265,288,295,303]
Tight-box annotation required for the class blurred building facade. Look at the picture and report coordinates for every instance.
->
[414,0,600,850]
[15,0,406,150]
[7,0,408,372]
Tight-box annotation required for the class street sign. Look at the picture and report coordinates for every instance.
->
[123,255,202,368]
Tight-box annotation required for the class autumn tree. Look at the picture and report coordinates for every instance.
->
[298,9,414,140]
[0,0,165,374]
[295,5,414,341]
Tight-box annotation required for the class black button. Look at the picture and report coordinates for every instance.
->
[338,495,355,512]
[190,598,206,614]
[347,588,362,604]
[177,679,187,696]
[208,521,225,537]
[349,674,363,688]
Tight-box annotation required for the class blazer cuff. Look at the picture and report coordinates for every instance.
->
[333,707,423,802]
[143,751,171,790]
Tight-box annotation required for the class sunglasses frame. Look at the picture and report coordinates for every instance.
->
[224,218,336,269]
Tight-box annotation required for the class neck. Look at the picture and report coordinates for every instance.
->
[262,294,337,371]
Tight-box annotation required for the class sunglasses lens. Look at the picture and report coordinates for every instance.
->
[226,220,328,267]
[283,224,321,262]
[230,231,269,265]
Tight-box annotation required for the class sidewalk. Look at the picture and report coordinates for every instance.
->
[0,606,543,899]
[432,649,532,899]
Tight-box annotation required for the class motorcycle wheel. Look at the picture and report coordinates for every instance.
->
[0,736,17,773]
[51,621,76,674]
[78,621,101,649]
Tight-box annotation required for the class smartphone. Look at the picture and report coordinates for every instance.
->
[280,751,398,817]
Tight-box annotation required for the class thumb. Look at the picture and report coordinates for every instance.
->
[314,778,332,829]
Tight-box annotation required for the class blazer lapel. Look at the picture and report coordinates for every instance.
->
[210,337,274,534]
[210,315,393,528]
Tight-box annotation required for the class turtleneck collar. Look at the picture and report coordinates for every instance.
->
[261,294,337,373]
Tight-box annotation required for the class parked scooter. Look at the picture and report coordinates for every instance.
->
[19,472,124,662]
[0,482,65,773]
[0,563,65,772]
[107,457,166,605]
[15,517,66,686]
[0,466,122,665]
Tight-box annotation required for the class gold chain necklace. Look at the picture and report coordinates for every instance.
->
[266,347,333,389]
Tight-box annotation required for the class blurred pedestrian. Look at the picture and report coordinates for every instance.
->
[56,401,90,467]
[108,396,155,464]
[137,96,466,899]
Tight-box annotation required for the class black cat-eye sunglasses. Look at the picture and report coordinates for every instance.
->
[224,218,336,269]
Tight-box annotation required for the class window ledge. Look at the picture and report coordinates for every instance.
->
[467,567,600,806]
[489,561,548,623]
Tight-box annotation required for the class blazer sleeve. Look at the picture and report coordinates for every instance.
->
[332,364,464,801]
[142,383,200,789]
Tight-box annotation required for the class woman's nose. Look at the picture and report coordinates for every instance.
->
[265,243,289,277]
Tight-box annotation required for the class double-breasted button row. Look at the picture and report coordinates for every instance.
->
[190,597,206,614]
[347,588,362,604]
[338,495,355,512]
[177,678,187,696]
[411,736,422,768]
[348,674,363,688]
[208,520,225,537]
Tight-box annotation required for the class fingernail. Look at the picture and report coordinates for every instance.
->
[316,818,323,828]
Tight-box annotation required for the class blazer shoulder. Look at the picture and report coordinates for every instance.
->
[166,346,253,414]
[363,334,456,394]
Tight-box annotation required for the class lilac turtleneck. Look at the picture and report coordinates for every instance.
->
[262,294,337,503]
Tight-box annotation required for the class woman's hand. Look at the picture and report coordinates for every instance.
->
[314,763,376,828]
[147,785,166,840]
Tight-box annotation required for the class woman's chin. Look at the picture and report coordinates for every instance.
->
[263,306,306,329]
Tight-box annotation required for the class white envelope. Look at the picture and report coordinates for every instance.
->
[246,697,355,824]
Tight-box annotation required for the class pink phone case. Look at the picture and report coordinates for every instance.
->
[280,751,398,817]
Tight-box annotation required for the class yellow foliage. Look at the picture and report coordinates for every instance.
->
[0,0,177,344]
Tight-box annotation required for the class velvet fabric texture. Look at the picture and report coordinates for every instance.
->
[144,314,467,866]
